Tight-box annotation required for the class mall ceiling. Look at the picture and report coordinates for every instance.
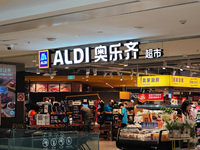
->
[1,0,200,88]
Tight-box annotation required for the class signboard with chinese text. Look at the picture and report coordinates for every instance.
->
[53,41,163,66]
[170,76,200,88]
[137,75,170,87]
[146,93,164,101]
[38,50,50,69]
[137,75,200,88]
[139,93,163,103]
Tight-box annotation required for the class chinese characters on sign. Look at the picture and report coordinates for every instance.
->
[0,64,16,118]
[0,67,13,79]
[145,48,163,59]
[137,75,170,87]
[173,77,184,83]
[139,93,164,103]
[142,77,160,83]
[53,41,163,66]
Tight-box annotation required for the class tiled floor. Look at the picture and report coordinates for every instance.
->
[99,140,198,150]
[99,140,119,150]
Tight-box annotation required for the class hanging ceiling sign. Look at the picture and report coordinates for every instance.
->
[52,41,163,66]
[170,75,200,88]
[137,75,200,88]
[137,75,170,87]
[139,93,163,103]
[38,50,51,69]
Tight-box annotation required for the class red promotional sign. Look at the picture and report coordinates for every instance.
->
[193,95,200,101]
[139,94,146,103]
[17,93,25,101]
[146,93,164,101]
[139,93,163,103]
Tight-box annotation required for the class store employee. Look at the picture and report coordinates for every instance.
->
[104,99,114,121]
[119,103,128,127]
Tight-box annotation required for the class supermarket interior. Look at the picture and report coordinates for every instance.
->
[0,0,200,150]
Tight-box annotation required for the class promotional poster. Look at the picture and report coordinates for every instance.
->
[0,64,16,117]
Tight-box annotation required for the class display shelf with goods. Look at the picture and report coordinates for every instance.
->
[126,102,134,124]
[116,125,171,150]
[116,105,182,150]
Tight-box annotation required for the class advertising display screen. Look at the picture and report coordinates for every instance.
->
[36,84,47,92]
[48,84,59,92]
[60,84,71,92]
[0,64,16,117]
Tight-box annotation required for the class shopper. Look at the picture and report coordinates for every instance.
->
[104,99,114,121]
[80,104,93,131]
[119,103,128,127]
[179,100,195,121]
[28,103,39,125]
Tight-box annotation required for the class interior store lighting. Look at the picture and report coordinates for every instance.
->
[131,69,134,76]
[186,60,191,68]
[109,72,113,78]
[86,68,90,75]
[172,70,176,76]
[136,72,139,77]
[130,69,134,80]
[162,62,167,69]
[120,73,123,81]
[93,68,97,76]
[86,74,89,78]
[36,69,40,74]
[65,67,69,69]
[180,66,183,71]
[117,71,121,76]
[106,83,114,88]
[130,75,133,80]
[50,75,54,79]
[144,69,148,75]
[103,72,107,77]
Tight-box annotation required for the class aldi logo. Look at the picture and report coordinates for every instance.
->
[38,50,50,69]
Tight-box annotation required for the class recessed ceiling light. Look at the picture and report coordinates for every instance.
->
[98,31,103,34]
[65,67,69,69]
[179,20,187,24]
[74,35,80,37]
[47,38,56,41]
[134,26,144,29]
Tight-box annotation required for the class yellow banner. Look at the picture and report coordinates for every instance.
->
[170,76,200,88]
[137,75,170,87]
[137,75,200,88]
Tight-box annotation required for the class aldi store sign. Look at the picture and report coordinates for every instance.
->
[53,41,163,66]
[39,50,50,69]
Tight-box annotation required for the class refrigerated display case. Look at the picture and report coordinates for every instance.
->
[116,126,171,150]
[116,105,181,150]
